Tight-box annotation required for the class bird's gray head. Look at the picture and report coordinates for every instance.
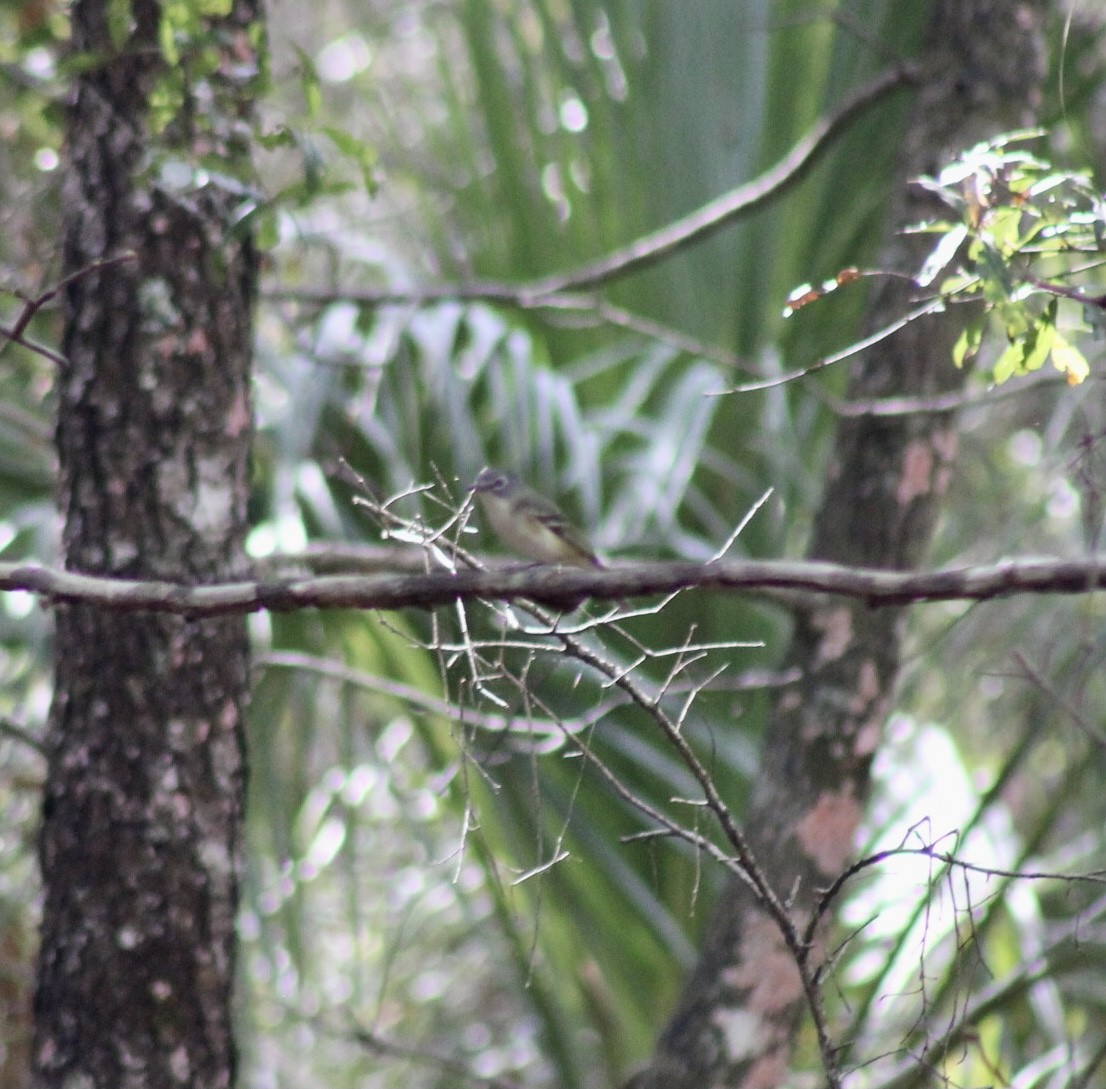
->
[471,468,517,496]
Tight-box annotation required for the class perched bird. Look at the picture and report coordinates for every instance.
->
[471,468,603,568]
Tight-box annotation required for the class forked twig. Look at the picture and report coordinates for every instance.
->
[0,253,137,366]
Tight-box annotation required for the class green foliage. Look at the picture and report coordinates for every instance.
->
[0,3,66,558]
[914,132,1102,386]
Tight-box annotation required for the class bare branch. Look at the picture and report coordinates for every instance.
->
[527,65,916,294]
[1012,649,1106,749]
[340,1021,524,1089]
[268,64,915,311]
[871,888,1106,1089]
[711,299,944,395]
[0,716,47,757]
[6,555,1106,616]
[821,370,1070,418]
[257,649,612,752]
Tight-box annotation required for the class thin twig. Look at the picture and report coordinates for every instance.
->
[0,717,47,757]
[819,370,1072,418]
[1012,649,1106,748]
[0,253,137,366]
[257,649,612,751]
[711,299,943,395]
[871,888,1106,1089]
[339,1020,524,1089]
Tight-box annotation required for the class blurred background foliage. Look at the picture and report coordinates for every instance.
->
[4,2,1106,1088]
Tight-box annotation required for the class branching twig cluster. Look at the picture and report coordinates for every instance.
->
[330,473,847,1077]
[261,482,1106,1089]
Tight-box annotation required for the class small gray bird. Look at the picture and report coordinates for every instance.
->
[471,468,603,568]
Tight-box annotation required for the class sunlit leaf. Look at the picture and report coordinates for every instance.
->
[1051,331,1090,385]
[1019,314,1055,373]
[919,223,969,287]
[952,319,984,368]
[993,340,1024,384]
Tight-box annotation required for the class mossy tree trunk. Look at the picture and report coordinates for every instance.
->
[33,3,263,1087]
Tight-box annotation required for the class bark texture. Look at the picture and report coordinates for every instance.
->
[632,2,1048,1087]
[33,3,262,1088]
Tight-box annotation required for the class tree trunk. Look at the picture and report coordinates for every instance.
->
[631,2,1048,1087]
[32,3,262,1087]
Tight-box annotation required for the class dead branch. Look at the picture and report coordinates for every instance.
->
[4,555,1106,616]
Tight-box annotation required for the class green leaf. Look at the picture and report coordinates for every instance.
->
[256,124,297,151]
[1051,332,1090,385]
[107,0,131,49]
[1019,315,1055,373]
[992,341,1023,385]
[918,223,968,287]
[158,9,180,65]
[320,125,378,197]
[232,199,279,249]
[985,205,1024,255]
[938,271,981,297]
[974,241,1014,298]
[996,299,1030,340]
[952,320,984,368]
[148,70,186,135]
[290,45,323,120]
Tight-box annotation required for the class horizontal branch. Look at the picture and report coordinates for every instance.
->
[2,556,1105,617]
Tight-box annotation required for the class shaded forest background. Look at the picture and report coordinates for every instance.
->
[3,2,1106,1088]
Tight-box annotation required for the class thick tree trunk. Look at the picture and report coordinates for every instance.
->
[632,2,1048,1087]
[32,3,262,1088]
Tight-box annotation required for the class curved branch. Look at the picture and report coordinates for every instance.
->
[528,63,916,294]
[268,64,915,310]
